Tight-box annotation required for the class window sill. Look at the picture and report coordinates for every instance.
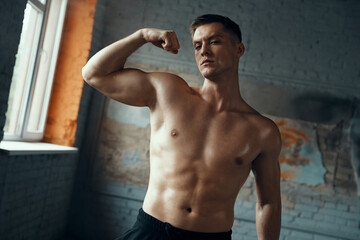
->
[0,141,78,156]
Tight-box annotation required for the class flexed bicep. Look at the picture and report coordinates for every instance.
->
[82,28,181,108]
[85,68,156,108]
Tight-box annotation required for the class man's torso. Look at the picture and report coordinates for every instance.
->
[142,73,270,232]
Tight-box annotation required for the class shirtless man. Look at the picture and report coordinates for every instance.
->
[82,14,281,240]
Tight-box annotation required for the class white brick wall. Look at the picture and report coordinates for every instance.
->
[101,0,360,97]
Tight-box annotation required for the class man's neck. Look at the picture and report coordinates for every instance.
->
[200,74,243,112]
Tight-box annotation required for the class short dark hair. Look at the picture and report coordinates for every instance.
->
[190,14,242,42]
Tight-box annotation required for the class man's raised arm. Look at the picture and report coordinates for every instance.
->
[252,122,282,240]
[82,28,180,107]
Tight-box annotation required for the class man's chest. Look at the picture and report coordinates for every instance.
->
[150,104,260,166]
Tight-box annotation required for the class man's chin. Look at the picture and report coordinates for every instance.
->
[200,69,214,78]
[201,71,218,80]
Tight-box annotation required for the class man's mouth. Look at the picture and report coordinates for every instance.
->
[201,59,213,66]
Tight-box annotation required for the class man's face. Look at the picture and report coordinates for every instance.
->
[192,23,243,79]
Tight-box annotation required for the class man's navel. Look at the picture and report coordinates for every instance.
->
[235,157,245,165]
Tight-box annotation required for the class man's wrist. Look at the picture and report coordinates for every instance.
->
[137,28,149,44]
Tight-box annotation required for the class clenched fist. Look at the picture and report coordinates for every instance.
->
[141,28,180,54]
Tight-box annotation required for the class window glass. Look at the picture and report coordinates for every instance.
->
[4,3,43,135]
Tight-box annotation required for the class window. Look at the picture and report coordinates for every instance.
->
[4,0,68,141]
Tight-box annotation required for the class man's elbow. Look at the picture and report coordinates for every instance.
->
[82,65,95,85]
[256,199,282,212]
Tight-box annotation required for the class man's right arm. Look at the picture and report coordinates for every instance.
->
[82,28,180,107]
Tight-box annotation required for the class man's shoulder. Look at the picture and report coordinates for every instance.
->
[149,72,190,89]
[253,114,278,131]
[256,115,281,154]
[147,72,198,104]
[241,112,281,147]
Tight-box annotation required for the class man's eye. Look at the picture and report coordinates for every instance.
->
[194,45,201,50]
[210,41,219,44]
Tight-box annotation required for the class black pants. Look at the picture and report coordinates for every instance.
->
[115,208,232,240]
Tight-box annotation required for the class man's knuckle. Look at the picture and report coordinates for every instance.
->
[165,30,175,36]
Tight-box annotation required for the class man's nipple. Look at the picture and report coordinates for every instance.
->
[171,129,178,137]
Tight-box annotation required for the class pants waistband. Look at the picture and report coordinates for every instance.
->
[136,208,232,240]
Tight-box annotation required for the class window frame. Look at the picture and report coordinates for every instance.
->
[4,0,68,142]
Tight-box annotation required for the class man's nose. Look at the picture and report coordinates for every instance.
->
[200,44,210,56]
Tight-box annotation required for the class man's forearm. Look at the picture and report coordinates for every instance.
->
[82,29,146,80]
[256,201,281,240]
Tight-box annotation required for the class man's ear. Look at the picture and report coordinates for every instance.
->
[237,42,245,57]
